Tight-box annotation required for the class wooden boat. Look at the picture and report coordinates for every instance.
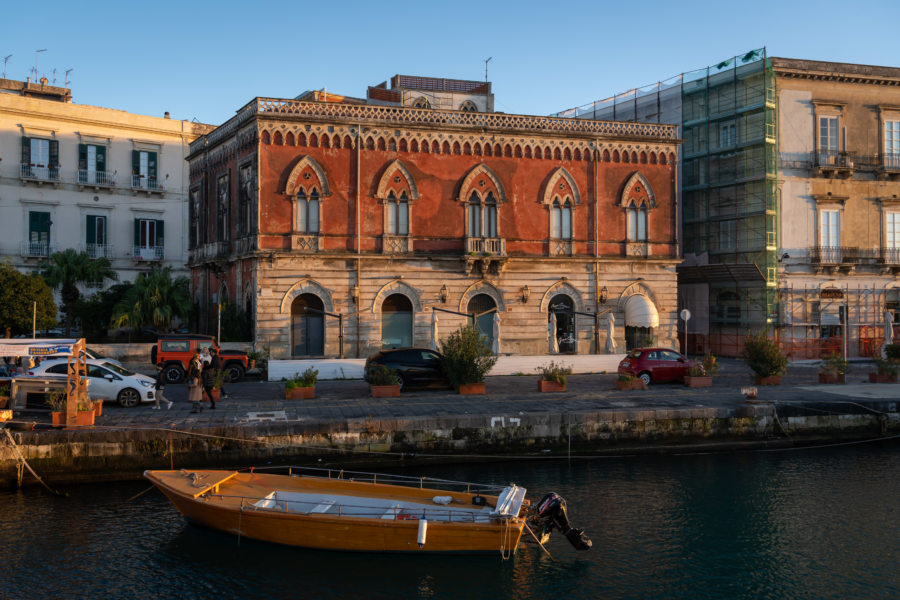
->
[145,467,534,555]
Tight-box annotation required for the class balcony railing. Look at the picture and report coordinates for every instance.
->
[466,237,506,255]
[882,153,900,171]
[131,175,165,192]
[78,170,116,187]
[84,244,113,259]
[881,247,900,265]
[21,241,54,257]
[20,164,60,182]
[132,246,165,261]
[816,150,856,169]
[811,246,878,264]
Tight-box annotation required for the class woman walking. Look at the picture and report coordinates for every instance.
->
[188,352,203,413]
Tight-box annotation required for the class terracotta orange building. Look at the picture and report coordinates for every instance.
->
[187,76,681,358]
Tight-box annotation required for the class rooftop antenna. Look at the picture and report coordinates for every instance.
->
[32,49,47,81]
[2,55,11,79]
[64,68,72,88]
[51,68,56,84]
[484,57,492,83]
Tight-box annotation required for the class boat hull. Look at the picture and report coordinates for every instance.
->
[146,470,524,554]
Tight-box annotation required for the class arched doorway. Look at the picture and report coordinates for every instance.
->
[291,293,324,356]
[382,294,413,348]
[467,293,496,350]
[549,294,575,353]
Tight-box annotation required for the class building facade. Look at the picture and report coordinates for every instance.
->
[0,78,212,301]
[188,76,681,358]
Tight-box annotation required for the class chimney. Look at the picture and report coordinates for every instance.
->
[164,111,170,119]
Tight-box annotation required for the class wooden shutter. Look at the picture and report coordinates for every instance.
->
[134,218,140,245]
[132,150,140,175]
[156,220,165,247]
[49,140,59,168]
[96,146,106,171]
[148,152,157,179]
[86,215,97,244]
[21,137,30,164]
[78,144,87,170]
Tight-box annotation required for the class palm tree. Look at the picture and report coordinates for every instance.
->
[41,249,117,336]
[111,266,191,334]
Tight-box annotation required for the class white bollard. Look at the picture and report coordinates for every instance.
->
[417,518,428,548]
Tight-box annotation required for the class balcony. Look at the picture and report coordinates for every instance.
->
[132,246,164,261]
[77,170,116,189]
[20,241,54,258]
[464,237,507,276]
[84,244,113,259]
[20,164,60,185]
[382,235,410,255]
[233,236,257,255]
[131,175,166,194]
[880,247,900,273]
[466,237,506,256]
[814,151,856,178]
[878,153,900,180]
[811,246,877,272]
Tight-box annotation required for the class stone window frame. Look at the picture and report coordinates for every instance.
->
[811,100,846,156]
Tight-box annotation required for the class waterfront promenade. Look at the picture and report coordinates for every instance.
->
[1,359,898,487]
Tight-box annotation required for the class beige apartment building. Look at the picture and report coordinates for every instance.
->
[775,58,900,358]
[0,78,212,322]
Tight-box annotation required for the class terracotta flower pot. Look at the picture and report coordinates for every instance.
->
[869,372,897,383]
[818,372,845,384]
[537,380,566,392]
[209,388,221,402]
[93,400,103,417]
[458,383,486,395]
[754,375,782,386]
[0,396,8,410]
[286,386,315,399]
[76,410,95,427]
[51,411,65,427]
[370,384,401,398]
[615,379,647,390]
[684,376,712,388]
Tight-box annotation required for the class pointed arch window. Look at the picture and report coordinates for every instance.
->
[551,198,573,239]
[468,191,497,238]
[386,191,409,235]
[626,202,648,241]
[297,189,320,234]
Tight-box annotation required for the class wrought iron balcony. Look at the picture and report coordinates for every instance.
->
[811,246,877,265]
[466,237,506,256]
[883,153,900,171]
[132,246,164,261]
[20,241,54,258]
[20,163,60,183]
[131,175,165,192]
[881,247,900,265]
[816,150,856,169]
[78,170,116,188]
[84,244,113,259]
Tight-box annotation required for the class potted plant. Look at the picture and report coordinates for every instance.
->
[209,369,229,402]
[742,334,787,385]
[440,326,497,395]
[248,345,270,379]
[615,373,647,391]
[869,357,898,383]
[819,352,848,384]
[76,398,95,427]
[536,361,572,392]
[0,380,10,409]
[285,367,318,399]
[93,399,104,417]
[684,363,713,388]
[47,389,68,427]
[369,365,401,397]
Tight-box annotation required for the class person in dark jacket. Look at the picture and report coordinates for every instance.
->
[202,348,222,408]
[152,364,173,410]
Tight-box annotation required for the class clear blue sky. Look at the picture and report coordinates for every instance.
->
[4,0,897,126]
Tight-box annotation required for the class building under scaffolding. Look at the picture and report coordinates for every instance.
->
[559,49,777,356]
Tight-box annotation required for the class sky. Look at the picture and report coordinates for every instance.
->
[3,0,898,126]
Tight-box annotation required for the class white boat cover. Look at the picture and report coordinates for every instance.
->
[624,295,659,328]
[490,485,526,518]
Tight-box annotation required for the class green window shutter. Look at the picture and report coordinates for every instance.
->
[22,137,31,164]
[148,152,158,179]
[132,150,140,175]
[86,215,97,245]
[134,219,140,245]
[96,146,106,171]
[156,220,165,247]
[78,144,87,170]
[30,211,50,234]
[49,140,59,168]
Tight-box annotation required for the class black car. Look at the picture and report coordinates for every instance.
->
[364,348,447,390]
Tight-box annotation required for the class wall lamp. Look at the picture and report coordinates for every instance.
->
[600,285,608,304]
[439,284,448,304]
[521,285,530,304]
[351,284,360,305]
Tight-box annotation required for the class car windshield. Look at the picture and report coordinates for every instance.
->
[627,350,644,358]
[103,362,135,376]
[86,348,106,359]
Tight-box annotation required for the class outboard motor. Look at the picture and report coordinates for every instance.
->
[528,492,592,551]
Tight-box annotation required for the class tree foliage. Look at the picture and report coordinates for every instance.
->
[440,325,498,389]
[75,282,134,341]
[0,262,57,336]
[110,266,191,333]
[742,334,787,378]
[40,249,116,335]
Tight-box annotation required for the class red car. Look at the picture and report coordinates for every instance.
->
[617,348,696,385]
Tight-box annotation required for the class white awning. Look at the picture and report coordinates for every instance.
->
[625,295,659,328]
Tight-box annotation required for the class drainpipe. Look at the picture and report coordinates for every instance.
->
[594,143,601,353]
[356,126,362,357]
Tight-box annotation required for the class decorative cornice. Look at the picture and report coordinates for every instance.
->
[813,193,849,205]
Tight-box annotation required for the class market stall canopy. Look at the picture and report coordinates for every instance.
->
[624,295,659,328]
[0,339,78,357]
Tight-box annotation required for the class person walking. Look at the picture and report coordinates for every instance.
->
[188,352,204,413]
[209,347,229,400]
[202,349,218,409]
[152,364,173,410]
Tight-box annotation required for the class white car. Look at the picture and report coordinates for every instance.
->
[29,359,156,408]
[44,347,124,368]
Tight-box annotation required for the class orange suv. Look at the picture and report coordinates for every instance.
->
[150,334,249,384]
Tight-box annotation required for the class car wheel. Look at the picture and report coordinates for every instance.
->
[226,364,244,383]
[396,373,406,391]
[117,388,141,408]
[163,364,184,384]
[638,372,652,386]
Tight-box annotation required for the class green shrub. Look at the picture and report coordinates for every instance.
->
[369,365,399,386]
[440,326,498,390]
[286,366,318,390]
[536,361,572,385]
[742,334,787,378]
[821,352,849,375]
[701,354,719,375]
[46,390,67,412]
[617,373,634,382]
[885,344,900,361]
[874,357,899,377]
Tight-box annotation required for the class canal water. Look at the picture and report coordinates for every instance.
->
[2,442,899,600]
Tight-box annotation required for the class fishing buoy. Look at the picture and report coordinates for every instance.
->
[417,518,428,548]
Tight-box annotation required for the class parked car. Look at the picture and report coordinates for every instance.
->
[44,347,123,368]
[28,358,156,408]
[617,348,696,385]
[150,334,250,384]
[364,348,448,391]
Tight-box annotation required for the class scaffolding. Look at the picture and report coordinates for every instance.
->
[559,48,777,356]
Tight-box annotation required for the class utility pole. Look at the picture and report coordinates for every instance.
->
[484,57,492,83]
[2,55,11,79]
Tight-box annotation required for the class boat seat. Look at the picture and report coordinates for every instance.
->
[310,499,335,514]
[381,504,402,519]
